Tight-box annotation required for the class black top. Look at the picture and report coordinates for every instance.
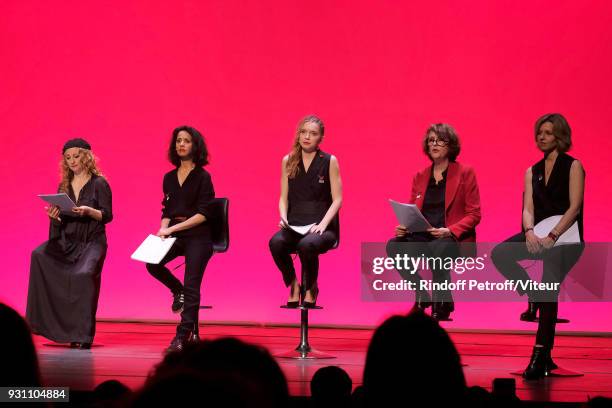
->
[161,167,215,239]
[287,149,338,232]
[422,167,447,228]
[47,174,113,262]
[531,152,584,241]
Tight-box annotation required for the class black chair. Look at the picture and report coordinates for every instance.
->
[196,198,229,321]
[277,218,339,360]
[208,198,230,254]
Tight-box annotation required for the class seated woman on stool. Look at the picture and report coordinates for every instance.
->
[27,138,113,349]
[491,113,585,379]
[146,126,216,352]
[269,115,342,308]
[386,124,481,321]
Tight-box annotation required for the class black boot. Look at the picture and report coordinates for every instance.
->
[523,346,552,380]
[414,290,432,311]
[546,352,558,371]
[431,301,454,321]
[520,301,538,322]
[166,327,197,354]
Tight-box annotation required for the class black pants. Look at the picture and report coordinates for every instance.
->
[269,228,337,291]
[146,235,213,334]
[491,232,584,348]
[386,233,458,306]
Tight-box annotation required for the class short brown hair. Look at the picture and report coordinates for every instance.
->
[422,123,461,162]
[534,113,572,153]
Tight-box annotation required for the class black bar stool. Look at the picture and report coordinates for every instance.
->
[277,220,339,360]
[195,198,230,336]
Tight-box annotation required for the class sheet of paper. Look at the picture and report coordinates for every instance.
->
[131,234,177,264]
[288,223,316,235]
[389,199,432,232]
[534,215,580,246]
[38,193,77,214]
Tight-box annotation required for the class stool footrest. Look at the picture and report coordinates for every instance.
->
[276,348,336,359]
[280,305,323,310]
[510,366,583,377]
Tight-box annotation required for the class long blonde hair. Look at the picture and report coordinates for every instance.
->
[286,115,325,179]
[59,148,103,193]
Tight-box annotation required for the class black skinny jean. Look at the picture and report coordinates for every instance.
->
[491,232,584,348]
[146,235,213,335]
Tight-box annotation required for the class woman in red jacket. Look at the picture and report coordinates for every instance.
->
[387,124,481,321]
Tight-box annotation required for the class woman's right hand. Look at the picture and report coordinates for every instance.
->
[45,205,60,221]
[395,224,408,237]
[156,227,172,239]
[525,230,541,254]
[279,217,289,229]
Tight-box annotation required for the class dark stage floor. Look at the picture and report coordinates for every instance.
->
[33,322,612,403]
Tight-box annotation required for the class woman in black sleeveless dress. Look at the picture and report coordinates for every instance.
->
[492,113,585,379]
[269,115,343,308]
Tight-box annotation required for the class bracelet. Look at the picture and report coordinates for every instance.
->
[524,227,534,233]
[547,231,559,242]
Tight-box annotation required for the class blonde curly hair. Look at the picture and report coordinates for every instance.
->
[59,148,103,193]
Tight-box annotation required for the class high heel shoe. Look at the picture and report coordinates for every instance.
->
[520,301,538,322]
[302,286,319,309]
[523,346,553,380]
[286,283,301,308]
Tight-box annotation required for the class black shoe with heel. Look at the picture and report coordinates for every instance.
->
[302,286,319,309]
[286,282,301,308]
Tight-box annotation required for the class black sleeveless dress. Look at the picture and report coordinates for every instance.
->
[287,149,338,233]
[531,152,584,241]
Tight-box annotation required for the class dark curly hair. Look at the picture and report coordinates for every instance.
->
[422,123,461,162]
[168,126,209,167]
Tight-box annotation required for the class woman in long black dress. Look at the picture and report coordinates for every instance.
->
[146,126,215,352]
[269,115,343,307]
[491,113,585,379]
[27,138,113,349]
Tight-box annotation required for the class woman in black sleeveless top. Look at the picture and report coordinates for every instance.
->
[269,115,343,308]
[492,113,585,379]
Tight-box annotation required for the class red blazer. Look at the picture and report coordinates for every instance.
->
[410,162,481,242]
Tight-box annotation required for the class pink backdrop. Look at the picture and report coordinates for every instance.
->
[2,1,611,331]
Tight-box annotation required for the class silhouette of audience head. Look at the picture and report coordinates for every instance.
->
[362,310,466,406]
[311,365,352,408]
[587,396,612,408]
[93,379,132,408]
[0,303,41,386]
[135,337,289,408]
[466,385,495,408]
